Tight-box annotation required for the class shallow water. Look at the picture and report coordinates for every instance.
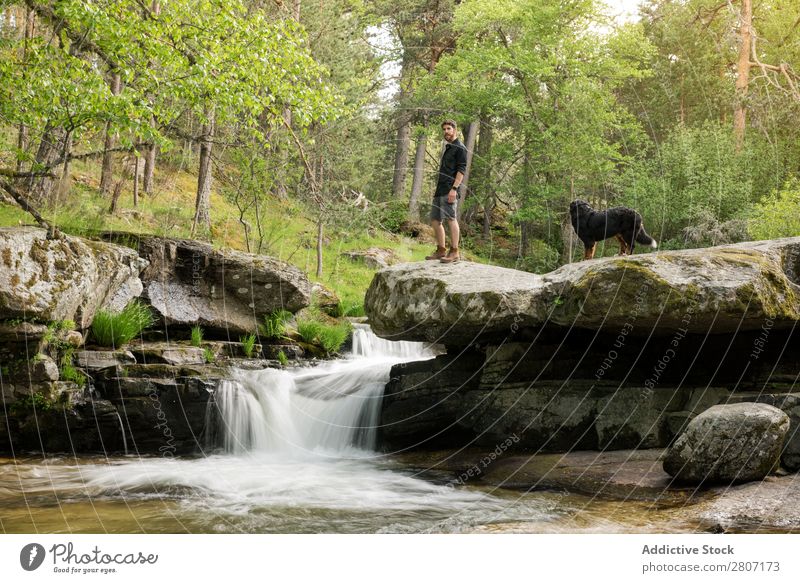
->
[0,325,714,534]
[0,453,711,534]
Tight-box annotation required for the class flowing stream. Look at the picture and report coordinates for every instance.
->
[0,325,702,533]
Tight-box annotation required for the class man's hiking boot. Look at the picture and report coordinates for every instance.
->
[440,248,460,263]
[425,246,447,260]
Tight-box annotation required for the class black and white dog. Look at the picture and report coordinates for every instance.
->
[569,199,657,260]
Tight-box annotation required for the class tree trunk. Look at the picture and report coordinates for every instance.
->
[27,123,65,205]
[392,122,411,201]
[391,53,413,201]
[408,129,427,222]
[1,179,57,236]
[15,7,34,172]
[464,116,492,225]
[132,156,140,207]
[100,72,122,195]
[54,129,73,207]
[733,0,752,152]
[192,106,215,236]
[272,0,301,200]
[560,217,579,265]
[316,216,323,278]
[109,179,123,214]
[483,193,494,237]
[457,120,478,219]
[143,138,156,194]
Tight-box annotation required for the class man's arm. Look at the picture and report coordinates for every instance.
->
[448,171,464,203]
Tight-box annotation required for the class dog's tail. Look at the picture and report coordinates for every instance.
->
[636,225,658,249]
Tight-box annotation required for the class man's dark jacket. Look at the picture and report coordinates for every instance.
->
[434,139,468,197]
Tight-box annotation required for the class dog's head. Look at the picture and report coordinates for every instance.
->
[569,199,592,219]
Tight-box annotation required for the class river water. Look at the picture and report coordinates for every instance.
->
[0,326,704,533]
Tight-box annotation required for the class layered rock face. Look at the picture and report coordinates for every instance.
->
[103,233,312,334]
[371,238,800,468]
[0,228,314,455]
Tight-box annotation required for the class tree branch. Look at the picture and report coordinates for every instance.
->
[0,168,58,179]
[0,179,60,237]
[24,0,119,70]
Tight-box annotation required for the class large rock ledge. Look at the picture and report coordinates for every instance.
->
[365,238,800,345]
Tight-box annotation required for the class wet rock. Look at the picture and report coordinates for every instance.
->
[365,238,800,344]
[663,403,789,484]
[262,344,304,360]
[0,227,147,328]
[481,449,702,504]
[380,351,482,450]
[0,321,48,362]
[699,475,800,532]
[26,355,59,382]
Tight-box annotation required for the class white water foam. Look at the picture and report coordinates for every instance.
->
[206,323,435,455]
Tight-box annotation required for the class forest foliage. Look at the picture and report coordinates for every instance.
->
[1,0,799,282]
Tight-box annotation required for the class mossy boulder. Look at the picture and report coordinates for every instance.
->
[365,238,800,344]
[663,403,789,485]
[0,227,147,328]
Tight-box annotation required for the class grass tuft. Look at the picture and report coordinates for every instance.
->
[91,301,154,348]
[240,333,257,358]
[191,325,204,347]
[261,309,293,340]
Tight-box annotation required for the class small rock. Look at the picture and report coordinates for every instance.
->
[342,247,401,270]
[29,355,60,382]
[64,330,84,347]
[74,349,136,370]
[663,403,790,484]
[311,283,340,314]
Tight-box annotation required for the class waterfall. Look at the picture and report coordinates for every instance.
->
[206,324,434,455]
[114,411,129,456]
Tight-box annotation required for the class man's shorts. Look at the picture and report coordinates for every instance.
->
[430,195,457,222]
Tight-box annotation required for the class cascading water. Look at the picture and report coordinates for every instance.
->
[206,323,434,455]
[8,325,556,533]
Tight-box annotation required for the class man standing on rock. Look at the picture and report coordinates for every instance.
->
[425,119,467,263]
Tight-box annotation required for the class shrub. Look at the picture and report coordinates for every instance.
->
[276,350,288,366]
[91,301,154,348]
[59,347,85,388]
[261,309,293,340]
[372,199,408,233]
[9,392,52,414]
[191,325,204,347]
[203,347,215,363]
[516,239,560,274]
[749,178,800,240]
[240,333,257,358]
